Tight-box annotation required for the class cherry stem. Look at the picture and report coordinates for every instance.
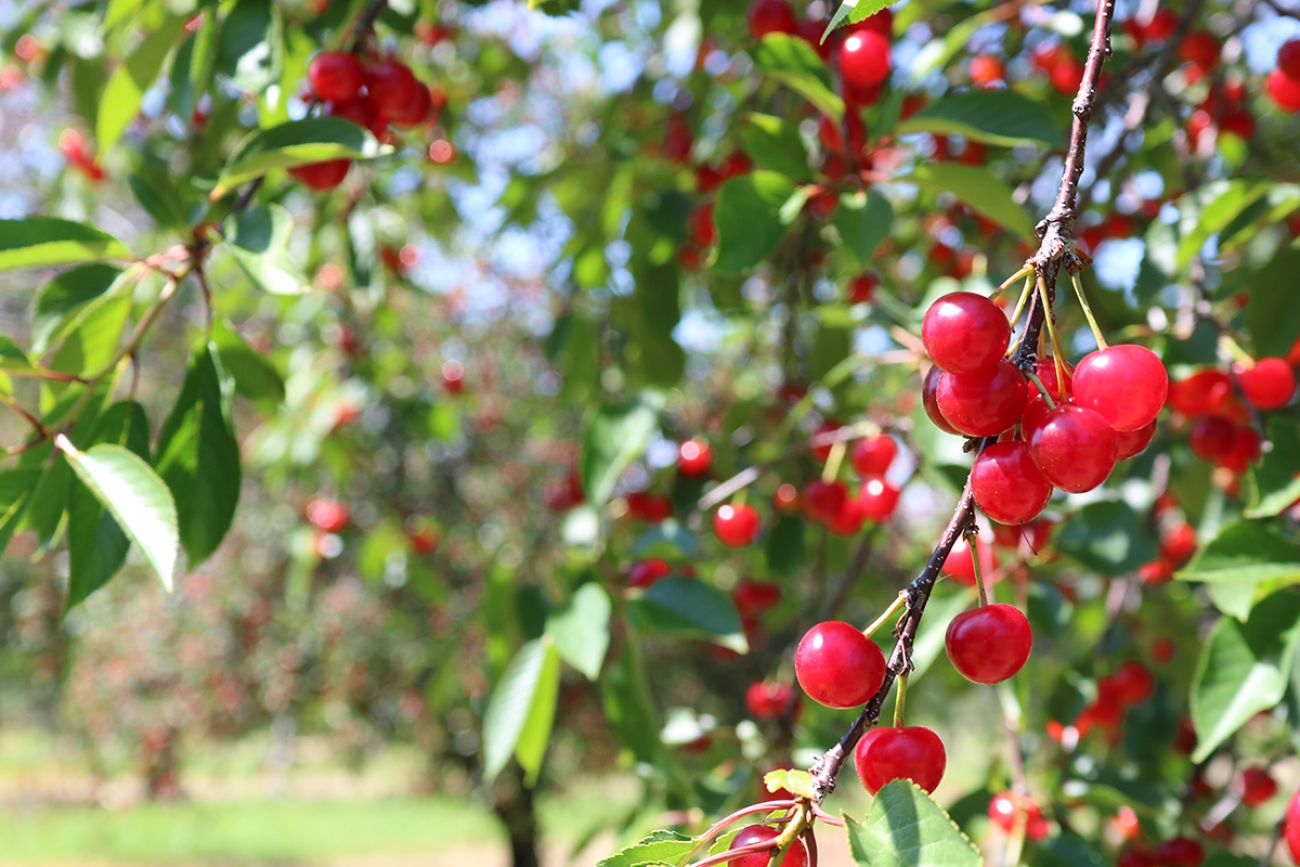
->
[994,265,1032,299]
[1024,371,1057,411]
[892,673,908,727]
[1218,332,1253,366]
[821,440,846,483]
[862,592,907,638]
[1004,274,1034,358]
[1036,274,1069,395]
[680,800,799,864]
[1069,271,1108,350]
[968,529,990,607]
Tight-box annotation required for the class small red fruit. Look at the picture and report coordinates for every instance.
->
[364,58,421,116]
[389,83,434,127]
[857,477,900,522]
[942,535,1000,586]
[678,439,714,476]
[733,580,781,617]
[988,791,1048,840]
[728,825,808,867]
[1267,68,1300,113]
[921,292,1011,375]
[923,367,960,434]
[1160,522,1197,566]
[971,441,1054,525]
[628,558,673,589]
[1115,420,1157,460]
[795,620,887,708]
[851,435,897,477]
[1111,660,1154,704]
[747,0,797,39]
[935,362,1028,437]
[1072,344,1168,432]
[289,159,351,190]
[1237,766,1278,806]
[1284,791,1300,862]
[804,480,849,524]
[1189,415,1234,463]
[945,603,1032,684]
[306,497,350,533]
[1149,836,1204,866]
[1178,31,1219,71]
[745,681,797,720]
[839,30,891,88]
[970,54,1005,88]
[714,504,760,547]
[855,726,947,794]
[308,51,364,102]
[1280,39,1300,80]
[1028,404,1117,493]
[1235,357,1296,409]
[848,273,877,304]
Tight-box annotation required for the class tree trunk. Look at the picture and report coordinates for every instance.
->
[493,777,540,867]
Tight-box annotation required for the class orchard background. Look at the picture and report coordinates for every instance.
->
[0,0,1299,865]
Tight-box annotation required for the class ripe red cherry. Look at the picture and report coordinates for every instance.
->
[626,491,673,522]
[988,792,1049,840]
[1072,345,1168,432]
[728,825,808,867]
[1281,39,1300,79]
[921,292,1011,375]
[306,497,350,533]
[1115,420,1157,460]
[1150,837,1204,866]
[922,367,960,434]
[826,495,866,536]
[795,620,887,708]
[803,480,848,524]
[1178,31,1219,71]
[1285,791,1300,862]
[689,202,716,248]
[745,681,797,719]
[328,98,386,137]
[714,503,760,546]
[1021,357,1073,434]
[1189,415,1234,463]
[1111,660,1154,703]
[1235,357,1296,409]
[942,535,1000,586]
[628,558,673,589]
[747,0,797,39]
[971,441,1054,525]
[1267,68,1300,112]
[839,30,891,88]
[364,58,421,116]
[1168,370,1229,416]
[851,435,897,477]
[308,51,364,102]
[848,273,877,304]
[1160,522,1197,566]
[389,82,434,127]
[857,477,900,522]
[678,438,714,476]
[1221,425,1262,473]
[945,603,1032,684]
[969,54,1004,88]
[854,726,947,794]
[1237,766,1278,806]
[732,579,781,617]
[936,362,1028,437]
[1028,404,1117,493]
[289,159,351,190]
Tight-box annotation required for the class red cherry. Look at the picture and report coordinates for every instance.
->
[826,495,867,536]
[1141,8,1178,40]
[1284,791,1300,862]
[1150,836,1204,866]
[628,558,673,589]
[1028,404,1117,493]
[406,528,438,556]
[747,0,797,39]
[839,30,891,88]
[308,51,364,102]
[1022,357,1073,432]
[1178,31,1219,71]
[942,535,1000,586]
[851,435,897,477]
[857,477,900,522]
[795,620,887,708]
[728,825,808,867]
[306,497,350,533]
[328,98,386,137]
[714,504,760,547]
[945,603,1032,684]
[1049,56,1084,95]
[773,483,801,513]
[389,82,434,127]
[854,726,946,794]
[988,791,1047,839]
[804,480,849,524]
[442,359,465,394]
[848,273,877,304]
[1072,345,1168,432]
[1235,357,1296,409]
[626,491,673,522]
[732,580,781,617]
[1267,68,1300,112]
[689,202,716,248]
[809,420,844,461]
[1237,766,1278,806]
[1111,660,1154,703]
[847,7,892,35]
[1168,369,1231,416]
[745,681,797,720]
[970,54,1005,87]
[289,159,351,190]
[1115,420,1157,460]
[1280,39,1300,80]
[922,367,960,434]
[1189,415,1234,463]
[936,363,1028,437]
[1160,522,1197,566]
[971,441,1054,525]
[1221,425,1262,472]
[921,292,1011,375]
[364,58,421,116]
[678,438,714,476]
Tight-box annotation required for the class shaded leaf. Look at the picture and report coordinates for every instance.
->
[0,218,131,272]
[481,638,561,785]
[713,171,799,276]
[912,164,1035,239]
[898,90,1065,148]
[630,577,747,652]
[213,118,386,197]
[753,34,844,122]
[580,394,661,506]
[545,583,611,680]
[97,15,188,151]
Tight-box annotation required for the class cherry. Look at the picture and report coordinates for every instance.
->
[1188,415,1234,463]
[732,580,781,617]
[626,491,673,522]
[745,681,797,719]
[1267,68,1300,112]
[1221,425,1262,472]
[689,202,716,248]
[308,51,364,102]
[442,360,465,394]
[839,30,891,88]
[971,441,1053,525]
[1160,522,1197,566]
[364,58,421,116]
[628,558,673,589]
[803,480,848,524]
[921,292,1011,375]
[1115,420,1157,460]
[854,726,947,794]
[1178,31,1219,71]
[714,504,760,546]
[1021,357,1073,433]
[810,420,845,461]
[848,273,877,304]
[1237,766,1278,806]
[306,497,350,533]
[795,620,887,708]
[289,159,351,190]
[1235,357,1296,409]
[1110,660,1154,703]
[1028,404,1117,493]
[942,535,1000,586]
[773,483,800,513]
[678,438,714,476]
[856,477,900,522]
[851,435,897,477]
[988,791,1049,840]
[1150,836,1204,866]
[1285,791,1300,862]
[1049,55,1084,95]
[728,825,808,867]
[945,603,1032,684]
[922,367,960,434]
[969,54,1004,88]
[848,7,893,35]
[406,526,438,555]
[825,494,867,536]
[747,0,797,39]
[329,98,386,137]
[1281,39,1300,80]
[935,362,1028,437]
[1072,344,1168,432]
[388,83,434,128]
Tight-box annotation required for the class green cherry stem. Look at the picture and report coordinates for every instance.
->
[1069,271,1108,350]
[1036,274,1069,395]
[968,529,990,607]
[1004,274,1035,357]
[862,592,908,638]
[993,264,1033,299]
[1025,371,1058,410]
[821,439,847,482]
[892,673,909,727]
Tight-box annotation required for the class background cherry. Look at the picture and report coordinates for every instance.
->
[851,435,897,477]
[1235,357,1296,409]
[678,438,714,476]
[714,504,760,546]
[308,51,364,102]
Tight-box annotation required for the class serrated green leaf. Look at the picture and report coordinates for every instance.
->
[825,0,895,38]
[481,638,561,785]
[712,171,799,276]
[846,780,981,867]
[213,118,387,197]
[765,768,815,799]
[753,34,844,122]
[897,90,1065,148]
[630,577,747,652]
[912,163,1035,239]
[597,829,697,867]
[1177,520,1300,587]
[0,218,132,272]
[545,583,611,680]
[832,188,893,269]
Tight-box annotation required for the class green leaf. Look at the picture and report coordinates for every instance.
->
[0,469,41,553]
[579,394,661,506]
[630,577,748,652]
[846,780,982,867]
[1246,417,1300,518]
[912,164,1036,239]
[832,188,893,270]
[32,264,125,355]
[211,319,285,403]
[66,401,151,610]
[1055,500,1157,575]
[753,34,844,122]
[1244,244,1300,358]
[481,638,561,785]
[154,346,242,566]
[825,0,895,38]
[220,204,307,295]
[597,830,697,867]
[1190,592,1300,762]
[712,171,799,276]
[545,583,611,680]
[1177,520,1300,587]
[213,118,386,197]
[765,768,816,799]
[897,90,1065,148]
[0,218,132,272]
[57,438,179,591]
[739,113,812,179]
[601,634,662,764]
[97,15,188,151]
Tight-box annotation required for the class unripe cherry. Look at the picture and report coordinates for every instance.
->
[714,504,760,547]
[1072,344,1168,431]
[1028,404,1117,493]
[971,441,1054,525]
[921,292,1011,375]
[935,362,1028,437]
[795,620,887,708]
[854,726,946,794]
[728,825,808,867]
[946,604,1032,684]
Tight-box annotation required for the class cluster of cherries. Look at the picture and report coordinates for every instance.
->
[1266,38,1300,112]
[290,51,442,190]
[921,291,1167,524]
[1169,356,1297,471]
